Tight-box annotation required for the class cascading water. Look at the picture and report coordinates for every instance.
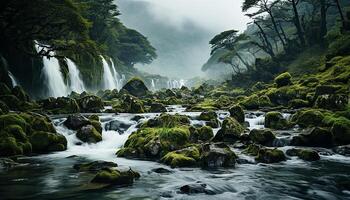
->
[109,58,120,90]
[101,56,117,90]
[41,56,69,98]
[167,79,186,89]
[66,58,85,93]
[118,74,126,90]
[151,79,156,91]
[8,71,19,86]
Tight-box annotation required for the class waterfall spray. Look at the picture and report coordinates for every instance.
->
[66,58,85,93]
[101,56,117,90]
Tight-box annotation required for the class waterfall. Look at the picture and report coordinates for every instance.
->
[101,56,117,90]
[8,72,19,86]
[167,79,186,89]
[151,79,156,91]
[118,74,126,90]
[109,58,123,90]
[41,56,69,97]
[66,58,85,93]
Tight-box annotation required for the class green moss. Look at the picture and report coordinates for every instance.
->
[4,125,27,142]
[91,168,140,186]
[19,112,56,133]
[0,137,23,156]
[198,111,217,121]
[256,148,286,163]
[265,112,289,130]
[249,129,276,146]
[259,95,273,107]
[229,105,245,123]
[142,113,190,128]
[274,72,292,87]
[243,144,261,156]
[213,117,244,142]
[292,109,325,128]
[0,100,9,114]
[0,95,21,110]
[331,118,350,145]
[30,131,67,153]
[288,99,309,109]
[161,151,197,168]
[76,125,102,143]
[0,113,28,131]
[197,126,214,141]
[240,94,260,110]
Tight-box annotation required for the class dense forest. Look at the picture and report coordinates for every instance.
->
[0,0,350,199]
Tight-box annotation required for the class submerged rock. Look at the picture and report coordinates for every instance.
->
[256,148,286,163]
[333,145,350,156]
[151,168,173,174]
[90,167,140,187]
[179,183,215,195]
[286,148,320,161]
[63,114,90,130]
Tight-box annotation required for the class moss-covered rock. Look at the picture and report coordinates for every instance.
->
[122,77,149,97]
[161,146,199,168]
[73,161,118,172]
[30,131,67,153]
[229,105,245,123]
[331,118,350,145]
[41,97,80,114]
[240,94,260,110]
[286,148,320,161]
[12,86,29,102]
[142,113,190,128]
[64,114,90,130]
[78,95,103,113]
[198,111,219,128]
[190,126,214,142]
[0,95,21,110]
[0,137,24,156]
[200,143,236,168]
[249,129,276,146]
[212,117,244,142]
[149,102,167,113]
[243,144,261,156]
[291,109,325,128]
[315,94,348,110]
[91,167,140,187]
[265,112,289,130]
[76,125,102,143]
[0,100,9,114]
[19,112,56,133]
[288,99,309,109]
[291,127,333,147]
[259,95,273,107]
[113,94,145,113]
[274,72,292,87]
[315,85,342,97]
[256,148,286,163]
[0,82,11,96]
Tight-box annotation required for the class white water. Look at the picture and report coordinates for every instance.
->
[41,56,69,97]
[101,56,117,90]
[66,58,85,93]
[167,79,186,89]
[8,71,19,86]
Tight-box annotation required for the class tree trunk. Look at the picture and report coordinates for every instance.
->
[334,0,346,31]
[320,0,327,46]
[254,21,276,59]
[267,9,286,49]
[291,0,306,46]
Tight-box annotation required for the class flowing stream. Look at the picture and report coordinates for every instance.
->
[0,107,349,200]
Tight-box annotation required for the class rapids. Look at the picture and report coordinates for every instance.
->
[0,106,349,200]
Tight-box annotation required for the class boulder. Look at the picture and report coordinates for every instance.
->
[333,145,350,156]
[286,148,320,161]
[73,161,118,172]
[30,131,67,153]
[64,114,90,130]
[151,168,173,174]
[115,94,144,113]
[274,72,292,87]
[315,94,348,110]
[142,113,190,128]
[200,143,236,168]
[198,111,220,128]
[291,127,333,147]
[41,97,79,114]
[331,119,350,145]
[76,125,102,143]
[105,120,133,133]
[256,148,286,163]
[315,85,342,97]
[229,105,245,123]
[149,102,167,113]
[264,111,289,130]
[0,100,9,114]
[212,117,244,142]
[180,183,215,195]
[122,78,149,97]
[91,167,140,187]
[291,109,325,128]
[249,129,276,146]
[78,95,103,113]
[0,95,21,110]
[161,147,199,168]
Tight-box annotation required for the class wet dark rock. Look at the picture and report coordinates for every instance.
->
[78,95,103,113]
[179,183,215,195]
[249,129,276,146]
[291,127,333,148]
[131,115,144,122]
[315,94,348,110]
[265,111,289,130]
[73,161,118,172]
[212,117,244,142]
[198,111,219,128]
[151,168,173,174]
[333,145,350,156]
[149,102,167,113]
[286,148,320,161]
[229,105,245,123]
[76,125,102,143]
[200,143,236,168]
[105,120,133,133]
[90,167,140,187]
[0,158,20,169]
[41,97,79,114]
[256,148,286,163]
[63,114,90,130]
[122,78,149,97]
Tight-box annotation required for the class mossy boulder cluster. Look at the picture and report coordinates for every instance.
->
[0,112,67,156]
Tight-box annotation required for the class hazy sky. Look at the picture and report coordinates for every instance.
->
[116,0,250,79]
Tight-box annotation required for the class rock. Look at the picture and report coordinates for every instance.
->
[243,144,262,156]
[195,126,214,142]
[0,82,11,96]
[73,161,118,172]
[0,95,21,110]
[331,119,350,145]
[122,78,149,97]
[180,183,215,195]
[63,114,90,130]
[315,85,342,97]
[198,111,220,128]
[105,120,133,133]
[78,95,103,113]
[256,148,286,163]
[249,129,276,146]
[229,105,245,123]
[315,94,348,110]
[286,148,320,161]
[151,168,173,174]
[212,117,244,142]
[259,95,273,107]
[131,115,144,122]
[165,89,177,97]
[291,127,333,147]
[0,100,9,114]
[161,147,199,168]
[200,143,236,168]
[333,145,350,156]
[91,167,140,187]
[288,99,309,109]
[291,109,325,128]
[240,94,260,110]
[76,125,102,143]
[149,102,167,113]
[115,94,145,113]
[30,131,67,153]
[12,86,29,102]
[41,97,79,114]
[274,72,292,87]
[142,113,190,128]
[265,111,289,130]
[0,158,21,170]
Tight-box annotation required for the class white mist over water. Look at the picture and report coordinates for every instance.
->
[167,79,186,89]
[8,71,19,86]
[66,58,85,93]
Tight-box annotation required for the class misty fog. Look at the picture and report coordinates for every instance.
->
[116,0,249,79]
